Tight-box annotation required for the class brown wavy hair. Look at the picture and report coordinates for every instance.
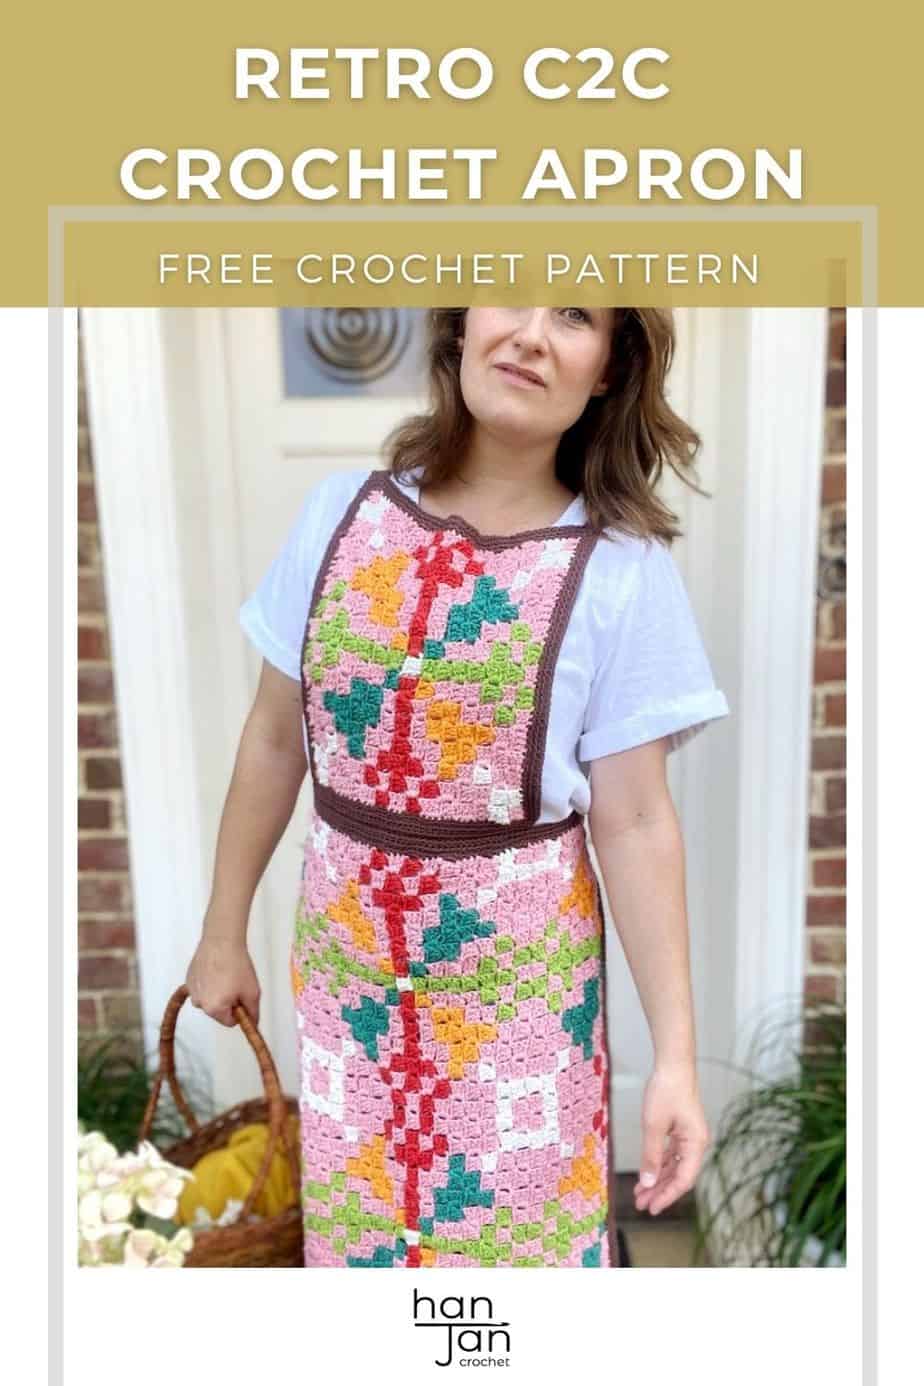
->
[383,308,704,544]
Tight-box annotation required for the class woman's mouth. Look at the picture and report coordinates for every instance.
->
[493,363,546,389]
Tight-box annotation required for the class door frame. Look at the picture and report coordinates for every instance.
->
[81,307,828,1116]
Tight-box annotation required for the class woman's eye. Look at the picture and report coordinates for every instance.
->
[561,307,591,325]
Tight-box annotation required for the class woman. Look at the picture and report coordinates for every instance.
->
[185,306,729,1268]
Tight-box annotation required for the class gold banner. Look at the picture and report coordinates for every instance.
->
[8,0,920,304]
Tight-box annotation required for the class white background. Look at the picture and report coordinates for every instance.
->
[2,307,911,1384]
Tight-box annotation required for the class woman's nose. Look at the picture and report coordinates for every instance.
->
[512,308,550,351]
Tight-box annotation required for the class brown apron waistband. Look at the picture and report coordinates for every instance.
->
[311,786,584,859]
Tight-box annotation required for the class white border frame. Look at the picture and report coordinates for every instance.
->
[80,310,214,1063]
[733,309,829,1056]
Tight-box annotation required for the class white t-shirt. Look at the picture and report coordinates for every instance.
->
[239,466,729,823]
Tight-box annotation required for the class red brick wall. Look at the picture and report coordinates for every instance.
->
[77,316,142,1049]
[805,309,847,1004]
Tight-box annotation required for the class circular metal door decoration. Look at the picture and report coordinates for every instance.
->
[302,309,412,383]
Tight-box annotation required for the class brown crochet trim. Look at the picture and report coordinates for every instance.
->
[381,470,592,547]
[522,526,598,820]
[313,785,583,858]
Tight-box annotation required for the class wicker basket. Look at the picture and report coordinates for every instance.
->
[137,985,304,1268]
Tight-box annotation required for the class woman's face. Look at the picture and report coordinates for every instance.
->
[457,307,616,446]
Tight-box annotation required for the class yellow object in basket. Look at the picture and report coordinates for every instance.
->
[176,1116,301,1225]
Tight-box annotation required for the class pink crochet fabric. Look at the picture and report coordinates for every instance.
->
[291,471,613,1267]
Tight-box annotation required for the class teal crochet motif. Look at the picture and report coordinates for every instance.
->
[432,1154,495,1222]
[322,676,384,758]
[562,978,600,1059]
[346,1243,405,1266]
[445,576,519,643]
[423,894,496,963]
[341,994,391,1060]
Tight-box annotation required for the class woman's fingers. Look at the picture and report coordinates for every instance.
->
[633,1120,671,1209]
[241,991,261,1026]
[636,1135,706,1215]
[633,1145,676,1210]
[633,1069,712,1216]
[647,1149,698,1215]
[184,941,261,1028]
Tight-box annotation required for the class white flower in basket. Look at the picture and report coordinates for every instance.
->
[77,1125,196,1268]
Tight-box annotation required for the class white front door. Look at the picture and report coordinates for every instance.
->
[84,307,826,1167]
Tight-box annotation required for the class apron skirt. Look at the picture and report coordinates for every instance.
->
[291,806,615,1267]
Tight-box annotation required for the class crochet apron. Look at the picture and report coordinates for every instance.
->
[290,470,616,1267]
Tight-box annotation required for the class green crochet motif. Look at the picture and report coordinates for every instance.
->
[297,900,599,1023]
[412,952,517,1007]
[302,1174,607,1266]
[293,919,394,995]
[479,642,526,705]
[309,605,405,682]
[312,579,348,620]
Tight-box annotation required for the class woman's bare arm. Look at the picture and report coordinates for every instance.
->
[588,738,694,1069]
[185,660,307,1025]
[588,737,710,1212]
[203,660,307,941]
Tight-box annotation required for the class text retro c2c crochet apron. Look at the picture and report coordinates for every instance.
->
[290,471,616,1267]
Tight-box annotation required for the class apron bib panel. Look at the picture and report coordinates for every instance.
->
[302,472,598,828]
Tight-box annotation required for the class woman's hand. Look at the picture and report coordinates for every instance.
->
[633,1063,711,1216]
[185,932,261,1028]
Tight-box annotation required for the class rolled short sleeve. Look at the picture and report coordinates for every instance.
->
[577,536,729,762]
[238,471,365,681]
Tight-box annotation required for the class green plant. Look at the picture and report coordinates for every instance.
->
[77,1030,215,1153]
[693,1000,846,1267]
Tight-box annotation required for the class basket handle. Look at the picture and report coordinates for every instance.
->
[138,985,300,1225]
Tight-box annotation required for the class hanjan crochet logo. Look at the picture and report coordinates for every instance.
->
[412,1288,512,1368]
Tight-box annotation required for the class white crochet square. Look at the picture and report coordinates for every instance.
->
[359,496,387,524]
[300,1035,353,1123]
[538,537,572,570]
[487,785,523,825]
[495,1068,560,1152]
